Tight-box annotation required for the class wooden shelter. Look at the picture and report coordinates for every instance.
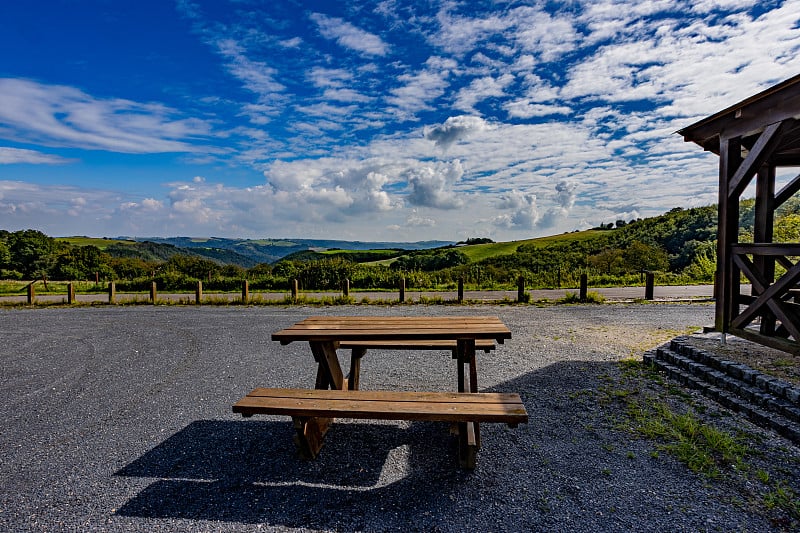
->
[679,74,800,353]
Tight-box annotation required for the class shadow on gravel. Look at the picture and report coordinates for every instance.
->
[114,359,756,531]
[112,361,626,531]
[114,418,468,527]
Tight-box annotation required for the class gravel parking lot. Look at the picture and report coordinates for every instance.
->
[1,303,798,532]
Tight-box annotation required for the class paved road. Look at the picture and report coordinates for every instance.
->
[0,284,716,305]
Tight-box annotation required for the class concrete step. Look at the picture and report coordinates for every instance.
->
[643,338,800,444]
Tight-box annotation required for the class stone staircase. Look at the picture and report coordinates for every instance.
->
[644,336,800,444]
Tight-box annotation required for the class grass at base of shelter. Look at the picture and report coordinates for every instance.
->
[597,358,800,527]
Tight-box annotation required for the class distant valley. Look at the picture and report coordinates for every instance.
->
[113,236,454,267]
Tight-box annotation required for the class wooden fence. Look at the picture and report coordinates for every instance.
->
[15,275,660,305]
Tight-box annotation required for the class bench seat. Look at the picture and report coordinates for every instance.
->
[233,387,527,425]
[233,387,527,468]
[338,339,496,352]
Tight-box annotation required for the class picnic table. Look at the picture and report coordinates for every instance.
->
[233,316,528,468]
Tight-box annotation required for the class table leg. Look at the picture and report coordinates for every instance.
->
[348,347,366,390]
[310,341,344,390]
[456,339,480,468]
[292,416,330,459]
[297,341,344,459]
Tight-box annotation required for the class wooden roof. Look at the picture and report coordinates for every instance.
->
[678,74,800,164]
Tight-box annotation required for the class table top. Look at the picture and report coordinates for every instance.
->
[272,316,512,344]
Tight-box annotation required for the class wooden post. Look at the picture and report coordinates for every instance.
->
[195,280,203,305]
[342,278,350,297]
[67,282,75,304]
[108,282,116,304]
[291,279,298,301]
[241,280,249,304]
[716,136,742,334]
[150,281,157,304]
[580,273,588,302]
[645,272,654,300]
[399,277,405,303]
[517,276,525,302]
[754,164,776,335]
[27,283,35,305]
[458,277,464,303]
[95,272,99,284]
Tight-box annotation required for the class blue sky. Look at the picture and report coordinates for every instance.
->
[1,0,798,241]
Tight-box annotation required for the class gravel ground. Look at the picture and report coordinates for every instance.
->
[1,303,798,532]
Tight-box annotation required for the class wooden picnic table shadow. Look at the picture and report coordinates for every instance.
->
[114,417,467,526]
[114,360,633,530]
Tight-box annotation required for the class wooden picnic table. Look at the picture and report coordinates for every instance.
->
[233,316,526,468]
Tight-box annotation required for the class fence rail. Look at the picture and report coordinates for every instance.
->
[2,277,714,306]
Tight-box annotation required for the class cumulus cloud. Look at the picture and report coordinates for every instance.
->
[555,180,577,209]
[405,160,465,209]
[424,116,491,150]
[494,190,540,229]
[493,180,578,230]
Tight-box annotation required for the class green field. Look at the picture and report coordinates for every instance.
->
[456,230,606,262]
[56,237,137,249]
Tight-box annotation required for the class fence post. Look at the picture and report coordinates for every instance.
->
[150,281,157,304]
[458,277,464,303]
[241,280,249,304]
[399,277,405,303]
[291,279,298,302]
[108,282,116,304]
[196,280,203,305]
[580,273,588,302]
[27,283,35,305]
[645,272,655,300]
[67,282,75,304]
[342,278,350,297]
[517,276,525,302]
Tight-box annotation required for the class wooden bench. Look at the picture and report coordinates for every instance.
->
[233,387,528,468]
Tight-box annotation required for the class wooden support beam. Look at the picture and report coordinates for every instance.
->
[754,165,776,335]
[775,172,800,208]
[716,136,742,334]
[732,254,800,340]
[728,121,784,199]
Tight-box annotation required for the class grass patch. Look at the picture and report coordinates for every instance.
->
[763,481,800,520]
[632,400,749,478]
[557,291,606,304]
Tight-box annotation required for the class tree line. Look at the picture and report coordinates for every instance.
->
[4,199,800,292]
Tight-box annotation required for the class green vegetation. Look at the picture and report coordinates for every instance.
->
[600,359,800,526]
[5,199,800,294]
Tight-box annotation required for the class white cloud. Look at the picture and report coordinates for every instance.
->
[0,79,215,154]
[215,38,285,106]
[454,74,515,112]
[0,147,74,165]
[386,57,457,119]
[405,160,465,209]
[310,13,389,56]
[555,180,577,209]
[505,101,573,119]
[495,190,540,229]
[424,116,492,150]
